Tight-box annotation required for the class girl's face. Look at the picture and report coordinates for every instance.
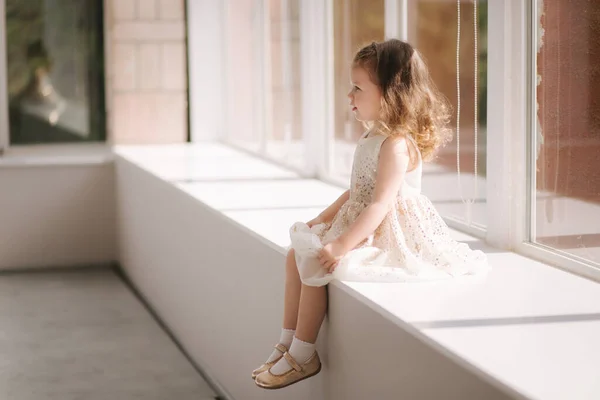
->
[348,66,382,122]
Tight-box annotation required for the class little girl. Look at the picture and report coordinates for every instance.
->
[253,39,489,389]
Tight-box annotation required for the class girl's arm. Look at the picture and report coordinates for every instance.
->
[313,189,350,224]
[335,137,409,252]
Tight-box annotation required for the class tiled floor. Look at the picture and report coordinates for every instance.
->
[0,267,217,400]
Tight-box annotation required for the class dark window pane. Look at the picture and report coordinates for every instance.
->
[6,0,105,144]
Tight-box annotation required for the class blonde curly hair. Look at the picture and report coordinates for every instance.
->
[353,39,452,162]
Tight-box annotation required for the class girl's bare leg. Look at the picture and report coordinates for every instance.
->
[283,249,302,329]
[255,252,327,382]
[294,284,327,343]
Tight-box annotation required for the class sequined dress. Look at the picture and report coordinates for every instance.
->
[289,132,490,286]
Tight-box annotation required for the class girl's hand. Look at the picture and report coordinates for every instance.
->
[318,240,348,273]
[307,215,324,228]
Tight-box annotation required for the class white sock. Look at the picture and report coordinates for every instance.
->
[269,336,316,375]
[266,328,295,363]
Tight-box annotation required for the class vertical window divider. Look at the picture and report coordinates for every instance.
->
[299,0,332,178]
[384,0,408,41]
[0,0,10,155]
[280,0,293,156]
[485,0,527,250]
[255,0,270,155]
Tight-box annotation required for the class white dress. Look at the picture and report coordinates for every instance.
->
[289,132,490,286]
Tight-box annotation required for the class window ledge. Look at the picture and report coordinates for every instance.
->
[114,142,600,400]
[0,143,113,167]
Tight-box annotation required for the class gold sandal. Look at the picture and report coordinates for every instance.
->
[251,343,288,380]
[255,351,321,389]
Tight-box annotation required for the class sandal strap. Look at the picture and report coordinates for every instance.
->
[274,343,287,354]
[283,351,302,372]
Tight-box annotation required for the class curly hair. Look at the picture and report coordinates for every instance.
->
[353,39,452,162]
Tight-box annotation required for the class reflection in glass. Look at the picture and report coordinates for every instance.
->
[6,0,105,144]
[534,0,600,265]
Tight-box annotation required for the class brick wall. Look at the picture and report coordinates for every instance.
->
[536,0,600,202]
[104,0,187,144]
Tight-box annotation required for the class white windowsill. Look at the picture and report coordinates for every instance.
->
[116,141,600,400]
[0,143,113,167]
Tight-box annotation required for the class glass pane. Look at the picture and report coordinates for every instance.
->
[224,0,262,152]
[265,0,304,169]
[408,1,488,228]
[6,0,105,144]
[533,0,600,265]
[331,0,385,181]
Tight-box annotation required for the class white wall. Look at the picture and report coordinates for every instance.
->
[115,156,326,399]
[0,163,116,270]
[328,286,512,400]
[115,155,516,400]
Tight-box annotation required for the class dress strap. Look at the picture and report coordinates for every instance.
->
[360,128,373,140]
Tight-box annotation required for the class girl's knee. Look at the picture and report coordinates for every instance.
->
[286,248,295,262]
[286,249,299,275]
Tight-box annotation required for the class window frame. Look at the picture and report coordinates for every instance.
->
[519,0,600,281]
[483,0,599,281]
[0,0,107,155]
[0,0,9,154]
[219,0,313,177]
[384,0,408,41]
[485,0,529,251]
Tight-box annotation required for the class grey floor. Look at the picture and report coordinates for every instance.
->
[0,267,217,400]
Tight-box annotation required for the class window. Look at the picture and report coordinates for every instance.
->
[328,0,489,230]
[4,0,105,145]
[408,0,488,229]
[264,0,304,169]
[186,0,600,279]
[223,0,262,152]
[223,0,304,169]
[531,0,600,266]
[331,0,385,181]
